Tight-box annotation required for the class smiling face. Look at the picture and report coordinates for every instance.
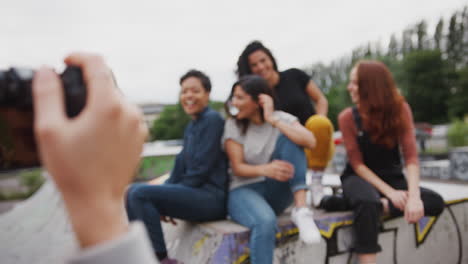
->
[231,85,260,121]
[179,76,210,118]
[347,66,359,104]
[248,50,277,82]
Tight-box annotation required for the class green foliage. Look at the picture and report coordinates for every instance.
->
[0,169,45,201]
[137,155,176,180]
[149,101,225,141]
[447,119,468,147]
[150,104,190,141]
[401,50,449,123]
[306,5,468,127]
[434,18,444,50]
[19,169,45,191]
[326,83,351,128]
[209,101,226,115]
[448,67,468,118]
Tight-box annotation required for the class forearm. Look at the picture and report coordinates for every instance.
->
[314,97,328,116]
[355,164,395,197]
[274,121,315,149]
[65,196,129,249]
[406,163,421,198]
[306,80,328,116]
[232,162,268,178]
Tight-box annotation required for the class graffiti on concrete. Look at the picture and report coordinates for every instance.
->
[450,148,468,181]
[192,199,468,264]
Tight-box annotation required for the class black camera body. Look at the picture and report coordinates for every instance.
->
[0,66,86,117]
[0,66,86,172]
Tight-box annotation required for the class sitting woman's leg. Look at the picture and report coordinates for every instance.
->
[385,178,445,217]
[126,183,225,256]
[270,134,321,243]
[270,134,308,197]
[228,183,278,264]
[304,115,335,170]
[420,187,445,216]
[304,115,335,207]
[341,174,382,263]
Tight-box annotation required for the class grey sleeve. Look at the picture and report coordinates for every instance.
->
[273,111,298,124]
[67,221,158,264]
[221,118,244,147]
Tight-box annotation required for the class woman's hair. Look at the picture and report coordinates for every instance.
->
[356,60,407,149]
[225,75,273,134]
[236,40,278,78]
[179,69,212,92]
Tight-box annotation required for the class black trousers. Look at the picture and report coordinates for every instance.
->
[341,174,445,254]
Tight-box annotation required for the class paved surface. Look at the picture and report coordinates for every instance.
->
[0,200,21,214]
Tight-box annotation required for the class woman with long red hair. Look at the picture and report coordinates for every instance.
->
[339,61,444,264]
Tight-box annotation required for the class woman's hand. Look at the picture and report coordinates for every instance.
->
[387,189,408,211]
[263,160,294,181]
[258,94,275,124]
[404,196,424,223]
[33,53,148,248]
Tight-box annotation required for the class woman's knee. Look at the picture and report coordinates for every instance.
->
[305,115,334,133]
[126,183,161,205]
[126,183,145,202]
[274,135,306,164]
[423,191,445,216]
[252,213,277,236]
[353,199,382,214]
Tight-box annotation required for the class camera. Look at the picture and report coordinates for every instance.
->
[0,66,86,117]
[0,66,86,172]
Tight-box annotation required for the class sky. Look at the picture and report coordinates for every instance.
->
[1,0,467,104]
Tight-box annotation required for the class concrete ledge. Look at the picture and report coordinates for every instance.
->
[1,180,467,264]
[162,198,468,264]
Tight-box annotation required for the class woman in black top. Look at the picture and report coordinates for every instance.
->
[236,40,334,206]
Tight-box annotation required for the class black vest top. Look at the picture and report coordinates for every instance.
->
[341,107,404,182]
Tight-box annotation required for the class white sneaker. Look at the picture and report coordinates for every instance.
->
[291,207,321,244]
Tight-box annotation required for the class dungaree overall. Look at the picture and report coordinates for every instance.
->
[340,107,444,253]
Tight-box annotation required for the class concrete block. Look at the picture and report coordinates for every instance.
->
[450,147,468,181]
[1,180,467,264]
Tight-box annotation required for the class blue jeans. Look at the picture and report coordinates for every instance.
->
[126,183,226,253]
[228,134,308,264]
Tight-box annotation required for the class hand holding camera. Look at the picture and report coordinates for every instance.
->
[32,53,148,247]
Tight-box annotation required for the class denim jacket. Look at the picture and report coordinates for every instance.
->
[166,107,228,197]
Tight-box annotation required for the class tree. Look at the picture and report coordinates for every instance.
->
[401,29,414,55]
[447,13,464,67]
[448,66,468,118]
[434,18,444,50]
[150,104,190,141]
[149,101,225,141]
[415,20,428,50]
[402,50,449,123]
[388,34,399,57]
[462,7,468,65]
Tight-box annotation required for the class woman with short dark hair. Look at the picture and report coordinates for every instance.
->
[126,69,228,264]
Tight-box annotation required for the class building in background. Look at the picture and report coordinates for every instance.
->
[138,103,166,129]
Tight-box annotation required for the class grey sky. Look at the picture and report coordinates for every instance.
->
[1,0,466,104]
